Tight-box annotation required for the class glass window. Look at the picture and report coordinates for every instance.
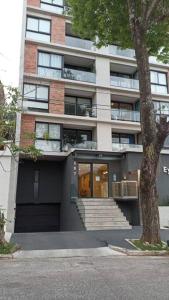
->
[24,84,36,99]
[49,124,60,139]
[65,96,76,115]
[39,19,50,33]
[36,86,48,100]
[53,0,63,5]
[77,98,91,116]
[112,134,120,143]
[27,18,38,31]
[36,123,48,138]
[159,73,167,85]
[39,52,50,67]
[51,54,62,68]
[150,71,158,84]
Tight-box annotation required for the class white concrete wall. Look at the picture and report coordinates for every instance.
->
[97,123,112,152]
[159,207,169,228]
[96,56,110,86]
[0,150,18,236]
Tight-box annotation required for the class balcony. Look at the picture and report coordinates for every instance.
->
[109,45,135,58]
[111,109,140,122]
[65,36,94,50]
[63,141,97,151]
[63,68,96,84]
[112,143,142,152]
[110,76,139,90]
[112,181,138,199]
[35,140,61,152]
[65,101,97,118]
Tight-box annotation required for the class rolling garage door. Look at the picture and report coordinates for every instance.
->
[15,204,60,233]
[15,160,62,233]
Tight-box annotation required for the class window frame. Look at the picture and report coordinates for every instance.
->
[38,51,63,74]
[150,70,168,93]
[35,122,63,151]
[64,95,92,116]
[26,16,51,41]
[63,128,92,146]
[40,0,64,11]
[112,133,135,144]
[23,83,49,112]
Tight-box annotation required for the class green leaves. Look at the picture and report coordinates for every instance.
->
[67,0,169,62]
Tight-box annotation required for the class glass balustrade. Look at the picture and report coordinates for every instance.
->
[63,68,96,83]
[65,36,94,50]
[109,45,135,58]
[110,75,139,90]
[111,109,140,122]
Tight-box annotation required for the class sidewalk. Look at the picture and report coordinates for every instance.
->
[11,227,169,251]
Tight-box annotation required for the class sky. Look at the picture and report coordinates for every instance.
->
[0,0,24,87]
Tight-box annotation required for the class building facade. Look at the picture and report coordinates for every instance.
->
[7,0,169,233]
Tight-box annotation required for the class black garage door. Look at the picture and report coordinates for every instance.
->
[15,204,60,233]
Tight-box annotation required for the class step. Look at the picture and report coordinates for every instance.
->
[81,216,127,222]
[86,226,131,230]
[77,205,118,210]
[80,212,125,217]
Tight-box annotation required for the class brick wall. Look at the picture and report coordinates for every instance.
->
[49,82,65,114]
[27,0,40,7]
[51,16,65,45]
[24,44,37,74]
[20,114,35,148]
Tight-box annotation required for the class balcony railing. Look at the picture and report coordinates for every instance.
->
[35,140,61,152]
[65,102,97,118]
[112,181,138,199]
[65,36,94,50]
[63,68,96,83]
[111,109,140,122]
[63,141,97,151]
[110,76,139,90]
[112,143,143,152]
[109,45,135,58]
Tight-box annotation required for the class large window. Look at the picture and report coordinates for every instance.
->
[41,0,64,14]
[154,101,169,115]
[23,84,49,111]
[35,122,62,152]
[26,17,51,42]
[65,96,93,117]
[38,52,63,79]
[112,133,135,144]
[151,71,168,94]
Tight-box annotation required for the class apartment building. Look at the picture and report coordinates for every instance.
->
[11,0,169,233]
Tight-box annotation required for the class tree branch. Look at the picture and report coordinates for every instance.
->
[145,0,160,23]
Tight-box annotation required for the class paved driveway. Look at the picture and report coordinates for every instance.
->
[11,227,169,250]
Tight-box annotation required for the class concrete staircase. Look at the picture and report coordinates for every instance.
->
[76,198,131,230]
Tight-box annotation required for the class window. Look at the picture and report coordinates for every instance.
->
[41,0,64,14]
[23,84,49,111]
[65,96,92,117]
[26,17,51,42]
[151,71,168,94]
[63,129,92,146]
[112,133,135,144]
[154,101,169,116]
[35,122,62,152]
[38,51,63,79]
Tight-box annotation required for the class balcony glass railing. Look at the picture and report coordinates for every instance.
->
[112,181,138,199]
[35,140,61,152]
[111,109,140,122]
[109,45,135,58]
[65,102,97,118]
[65,36,94,50]
[63,141,97,151]
[112,143,142,152]
[63,68,96,83]
[110,76,139,90]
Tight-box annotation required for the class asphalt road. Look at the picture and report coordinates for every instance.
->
[0,256,169,299]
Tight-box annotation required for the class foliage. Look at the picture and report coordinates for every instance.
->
[131,239,169,251]
[67,0,169,62]
[0,243,18,255]
[0,84,41,160]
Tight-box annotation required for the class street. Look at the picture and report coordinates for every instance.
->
[0,256,169,299]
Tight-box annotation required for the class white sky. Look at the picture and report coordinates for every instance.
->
[0,0,23,87]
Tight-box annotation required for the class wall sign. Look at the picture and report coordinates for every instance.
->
[163,166,169,175]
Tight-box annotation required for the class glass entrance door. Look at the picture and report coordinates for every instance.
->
[78,163,109,198]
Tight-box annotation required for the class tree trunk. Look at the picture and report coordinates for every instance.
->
[133,23,161,244]
[0,211,5,245]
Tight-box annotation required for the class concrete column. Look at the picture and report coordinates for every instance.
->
[96,56,110,87]
[97,123,112,152]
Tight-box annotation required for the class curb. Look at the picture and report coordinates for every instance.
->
[108,245,169,256]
